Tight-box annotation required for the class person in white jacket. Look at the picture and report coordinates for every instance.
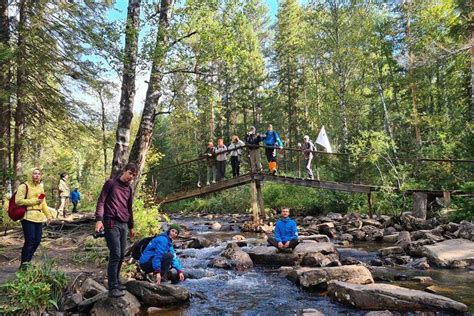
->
[215,138,227,181]
[228,135,246,177]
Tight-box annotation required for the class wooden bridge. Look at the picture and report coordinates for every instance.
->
[153,145,471,221]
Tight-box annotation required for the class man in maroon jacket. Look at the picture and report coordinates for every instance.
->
[95,162,137,298]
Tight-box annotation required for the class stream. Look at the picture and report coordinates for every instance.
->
[146,216,474,315]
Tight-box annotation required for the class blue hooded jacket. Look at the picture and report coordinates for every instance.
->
[139,232,183,272]
[70,189,80,202]
[274,217,298,243]
[263,130,283,148]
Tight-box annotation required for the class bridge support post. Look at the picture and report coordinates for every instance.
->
[367,192,373,218]
[251,180,260,223]
[256,180,265,219]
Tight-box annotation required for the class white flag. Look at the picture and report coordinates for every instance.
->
[315,126,333,153]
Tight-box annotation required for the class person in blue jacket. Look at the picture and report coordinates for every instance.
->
[261,124,283,175]
[139,224,185,284]
[268,207,299,251]
[70,188,81,213]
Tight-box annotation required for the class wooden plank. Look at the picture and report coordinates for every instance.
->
[260,174,374,193]
[160,173,254,204]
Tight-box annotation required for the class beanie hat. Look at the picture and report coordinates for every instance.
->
[168,223,182,234]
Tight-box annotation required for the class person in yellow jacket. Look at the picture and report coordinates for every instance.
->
[16,168,52,270]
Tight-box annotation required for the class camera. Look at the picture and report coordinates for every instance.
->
[93,228,105,239]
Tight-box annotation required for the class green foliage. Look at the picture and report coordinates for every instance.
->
[0,260,68,314]
[132,197,168,239]
[449,181,474,222]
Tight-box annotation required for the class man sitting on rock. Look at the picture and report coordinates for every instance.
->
[139,224,185,284]
[268,207,299,252]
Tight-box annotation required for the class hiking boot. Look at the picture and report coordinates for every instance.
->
[118,283,127,291]
[108,289,125,298]
[18,262,30,272]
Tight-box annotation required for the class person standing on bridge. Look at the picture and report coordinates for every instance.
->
[245,126,263,173]
[95,162,136,298]
[228,135,246,177]
[262,124,283,175]
[204,141,217,185]
[215,138,227,181]
[267,207,299,252]
[301,135,315,180]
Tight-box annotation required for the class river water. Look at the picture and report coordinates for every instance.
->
[147,217,474,315]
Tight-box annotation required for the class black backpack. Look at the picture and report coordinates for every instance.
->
[131,236,155,260]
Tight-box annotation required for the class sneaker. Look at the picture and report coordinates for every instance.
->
[206,181,210,185]
[18,262,30,272]
[108,288,125,298]
[211,180,216,184]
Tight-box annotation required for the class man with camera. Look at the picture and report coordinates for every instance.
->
[95,162,137,298]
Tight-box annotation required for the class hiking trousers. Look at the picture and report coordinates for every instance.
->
[21,219,43,263]
[104,219,128,290]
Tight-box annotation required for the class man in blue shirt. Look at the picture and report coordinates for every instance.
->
[70,188,81,213]
[139,224,185,284]
[262,124,283,175]
[268,207,299,251]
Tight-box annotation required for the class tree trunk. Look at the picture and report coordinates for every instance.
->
[0,0,10,194]
[13,0,27,188]
[110,0,141,178]
[471,31,474,121]
[99,89,108,178]
[129,0,174,189]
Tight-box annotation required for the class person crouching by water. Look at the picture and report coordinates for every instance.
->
[16,168,53,270]
[267,207,299,252]
[139,224,185,284]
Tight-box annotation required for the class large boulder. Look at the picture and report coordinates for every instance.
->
[327,281,467,313]
[457,220,474,241]
[287,265,373,290]
[80,278,107,299]
[247,246,298,266]
[422,239,474,268]
[126,280,190,307]
[89,291,141,316]
[186,236,212,249]
[221,243,253,271]
[293,242,339,267]
[378,246,405,257]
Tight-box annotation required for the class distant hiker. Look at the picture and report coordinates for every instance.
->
[70,188,81,213]
[95,162,137,298]
[57,172,70,218]
[16,168,53,270]
[139,224,185,284]
[268,207,299,252]
[245,126,263,172]
[262,124,283,175]
[204,141,217,185]
[215,138,227,181]
[301,135,315,180]
[228,135,246,177]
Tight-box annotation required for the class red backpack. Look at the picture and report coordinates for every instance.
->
[8,183,28,221]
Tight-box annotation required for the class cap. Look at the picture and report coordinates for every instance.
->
[168,223,182,233]
[303,135,309,140]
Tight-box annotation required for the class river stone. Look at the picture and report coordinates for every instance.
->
[338,233,354,242]
[81,278,107,299]
[126,280,190,306]
[222,242,253,271]
[458,220,474,240]
[298,308,324,316]
[382,234,399,243]
[298,235,330,243]
[362,218,383,228]
[294,242,339,267]
[63,293,83,312]
[211,256,232,269]
[186,236,212,249]
[316,222,337,238]
[350,229,366,241]
[89,291,141,316]
[406,239,435,257]
[77,292,108,313]
[232,235,246,241]
[287,265,373,290]
[211,222,222,231]
[379,246,405,257]
[247,246,299,266]
[410,230,445,243]
[422,239,474,268]
[327,281,468,313]
[396,231,411,248]
[365,311,393,316]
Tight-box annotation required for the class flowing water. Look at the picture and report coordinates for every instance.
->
[147,217,474,315]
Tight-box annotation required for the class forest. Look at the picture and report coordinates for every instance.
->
[0,0,472,219]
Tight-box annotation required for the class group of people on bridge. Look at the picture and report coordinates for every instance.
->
[203,124,317,185]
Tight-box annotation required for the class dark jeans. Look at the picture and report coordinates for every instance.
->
[265,148,276,162]
[72,201,78,213]
[267,236,299,249]
[104,219,128,290]
[230,156,240,177]
[216,160,226,181]
[140,252,178,282]
[21,219,43,263]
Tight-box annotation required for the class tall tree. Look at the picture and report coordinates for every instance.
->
[110,0,141,177]
[129,0,175,187]
[0,0,10,193]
